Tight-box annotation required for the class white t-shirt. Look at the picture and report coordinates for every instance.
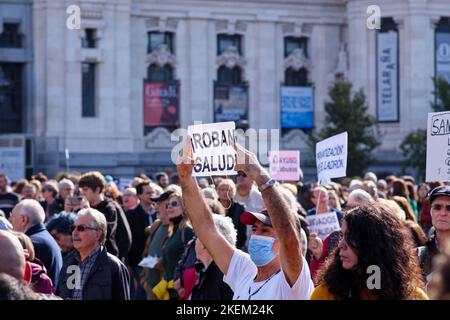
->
[223,249,314,300]
[233,186,265,213]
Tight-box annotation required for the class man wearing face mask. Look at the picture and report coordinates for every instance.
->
[177,140,314,300]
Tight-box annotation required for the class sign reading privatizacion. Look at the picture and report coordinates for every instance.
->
[316,132,348,184]
[269,151,300,181]
[426,111,450,182]
[187,122,237,177]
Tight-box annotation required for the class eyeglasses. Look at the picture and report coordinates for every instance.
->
[166,200,181,209]
[237,171,247,178]
[432,204,450,212]
[70,224,98,233]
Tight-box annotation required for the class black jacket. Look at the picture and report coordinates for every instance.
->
[190,261,233,300]
[26,223,63,288]
[93,198,132,262]
[56,246,130,300]
[126,204,153,267]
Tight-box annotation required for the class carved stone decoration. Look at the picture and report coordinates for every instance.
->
[335,42,348,79]
[144,127,173,150]
[282,23,295,35]
[146,18,159,30]
[216,46,246,69]
[280,129,313,161]
[235,21,247,33]
[302,24,313,36]
[215,20,228,33]
[284,48,310,71]
[146,44,176,67]
[166,18,179,31]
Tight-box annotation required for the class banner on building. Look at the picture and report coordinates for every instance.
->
[280,86,314,129]
[377,31,399,122]
[214,83,248,129]
[269,150,300,181]
[187,121,237,177]
[143,81,180,127]
[436,31,450,83]
[426,111,450,182]
[0,147,25,182]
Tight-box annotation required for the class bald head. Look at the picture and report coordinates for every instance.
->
[0,230,26,280]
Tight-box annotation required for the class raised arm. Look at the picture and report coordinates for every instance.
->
[235,144,303,286]
[176,138,235,275]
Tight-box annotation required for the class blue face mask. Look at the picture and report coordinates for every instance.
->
[248,235,276,267]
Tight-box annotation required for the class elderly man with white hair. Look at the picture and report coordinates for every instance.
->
[56,208,130,300]
[9,199,63,287]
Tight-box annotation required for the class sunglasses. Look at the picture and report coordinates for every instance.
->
[431,204,450,212]
[70,224,98,233]
[237,171,247,178]
[165,200,181,209]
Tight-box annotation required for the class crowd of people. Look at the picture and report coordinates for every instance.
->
[1,143,450,300]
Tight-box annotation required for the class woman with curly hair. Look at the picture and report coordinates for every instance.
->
[310,202,427,300]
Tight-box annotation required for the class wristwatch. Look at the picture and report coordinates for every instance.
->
[258,178,277,192]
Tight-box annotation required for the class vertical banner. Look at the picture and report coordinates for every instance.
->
[280,86,314,129]
[436,31,450,83]
[426,111,450,182]
[0,147,25,181]
[269,150,300,181]
[143,82,180,127]
[377,31,399,122]
[213,83,249,129]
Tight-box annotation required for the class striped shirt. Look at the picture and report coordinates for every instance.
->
[71,246,101,300]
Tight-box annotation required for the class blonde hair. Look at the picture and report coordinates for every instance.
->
[216,179,236,198]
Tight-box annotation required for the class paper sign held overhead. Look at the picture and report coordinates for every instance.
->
[426,111,450,182]
[316,132,348,184]
[306,212,341,240]
[187,122,237,177]
[269,151,300,181]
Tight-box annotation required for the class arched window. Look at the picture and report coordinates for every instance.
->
[217,66,242,86]
[147,64,174,83]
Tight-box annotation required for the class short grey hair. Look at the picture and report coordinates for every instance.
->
[16,199,45,228]
[347,189,374,206]
[77,208,107,245]
[58,179,75,190]
[213,215,237,247]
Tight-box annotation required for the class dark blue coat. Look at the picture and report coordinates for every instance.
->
[26,223,63,288]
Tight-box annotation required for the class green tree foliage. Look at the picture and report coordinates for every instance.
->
[310,80,380,177]
[400,77,450,181]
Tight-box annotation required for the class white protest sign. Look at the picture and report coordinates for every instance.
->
[138,256,159,269]
[269,151,300,181]
[187,122,237,177]
[316,132,348,184]
[306,212,341,240]
[426,111,450,182]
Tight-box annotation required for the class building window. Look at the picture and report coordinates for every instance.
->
[284,36,307,58]
[217,66,242,85]
[217,34,242,55]
[82,63,96,117]
[0,63,23,133]
[147,64,174,83]
[82,28,97,48]
[0,23,23,48]
[285,67,308,86]
[147,31,173,54]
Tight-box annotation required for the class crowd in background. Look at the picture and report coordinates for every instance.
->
[1,156,450,300]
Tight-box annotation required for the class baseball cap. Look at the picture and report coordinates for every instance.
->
[151,190,174,202]
[428,185,450,204]
[240,209,272,227]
